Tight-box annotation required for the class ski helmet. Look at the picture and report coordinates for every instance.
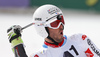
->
[33,4,64,38]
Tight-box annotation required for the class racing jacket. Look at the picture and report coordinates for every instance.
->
[30,34,100,57]
[13,34,100,57]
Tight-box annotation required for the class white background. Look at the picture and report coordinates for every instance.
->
[0,9,100,57]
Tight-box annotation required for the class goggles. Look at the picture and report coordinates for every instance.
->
[45,14,65,29]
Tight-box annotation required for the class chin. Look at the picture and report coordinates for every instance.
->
[58,38,64,43]
[59,40,63,43]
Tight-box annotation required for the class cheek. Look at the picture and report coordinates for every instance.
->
[48,27,60,38]
[49,29,58,36]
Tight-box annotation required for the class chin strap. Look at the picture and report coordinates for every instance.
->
[47,36,59,45]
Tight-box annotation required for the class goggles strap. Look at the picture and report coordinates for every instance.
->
[45,27,49,34]
[47,36,58,45]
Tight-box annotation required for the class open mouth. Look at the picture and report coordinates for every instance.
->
[60,31,63,35]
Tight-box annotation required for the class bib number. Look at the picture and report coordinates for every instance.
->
[63,45,79,57]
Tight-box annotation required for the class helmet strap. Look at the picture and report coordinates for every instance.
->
[47,36,59,45]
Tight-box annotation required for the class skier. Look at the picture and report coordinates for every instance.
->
[7,4,100,57]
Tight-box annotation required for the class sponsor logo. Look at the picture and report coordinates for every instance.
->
[35,18,42,21]
[34,54,39,57]
[85,48,94,57]
[82,35,87,40]
[87,39,100,57]
[41,50,45,54]
[47,7,60,15]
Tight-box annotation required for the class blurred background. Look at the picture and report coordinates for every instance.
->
[0,0,100,57]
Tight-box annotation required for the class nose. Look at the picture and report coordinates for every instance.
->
[59,24,64,30]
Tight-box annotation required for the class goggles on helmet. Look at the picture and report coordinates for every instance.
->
[45,14,65,29]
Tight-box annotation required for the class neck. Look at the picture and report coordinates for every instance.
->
[45,38,54,43]
[45,36,60,45]
[44,37,65,48]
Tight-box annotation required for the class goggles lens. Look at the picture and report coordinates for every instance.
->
[50,15,65,27]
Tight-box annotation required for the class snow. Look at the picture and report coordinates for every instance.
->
[0,10,100,57]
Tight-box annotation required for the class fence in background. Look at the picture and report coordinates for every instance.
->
[30,0,100,12]
[0,0,100,12]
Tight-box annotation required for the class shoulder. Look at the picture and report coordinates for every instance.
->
[30,47,48,57]
[30,50,46,57]
[68,33,88,41]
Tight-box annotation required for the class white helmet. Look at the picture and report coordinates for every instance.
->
[33,4,64,38]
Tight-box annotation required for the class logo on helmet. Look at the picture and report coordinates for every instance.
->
[47,7,60,15]
[35,18,42,21]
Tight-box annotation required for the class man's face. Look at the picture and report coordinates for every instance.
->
[48,24,64,43]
